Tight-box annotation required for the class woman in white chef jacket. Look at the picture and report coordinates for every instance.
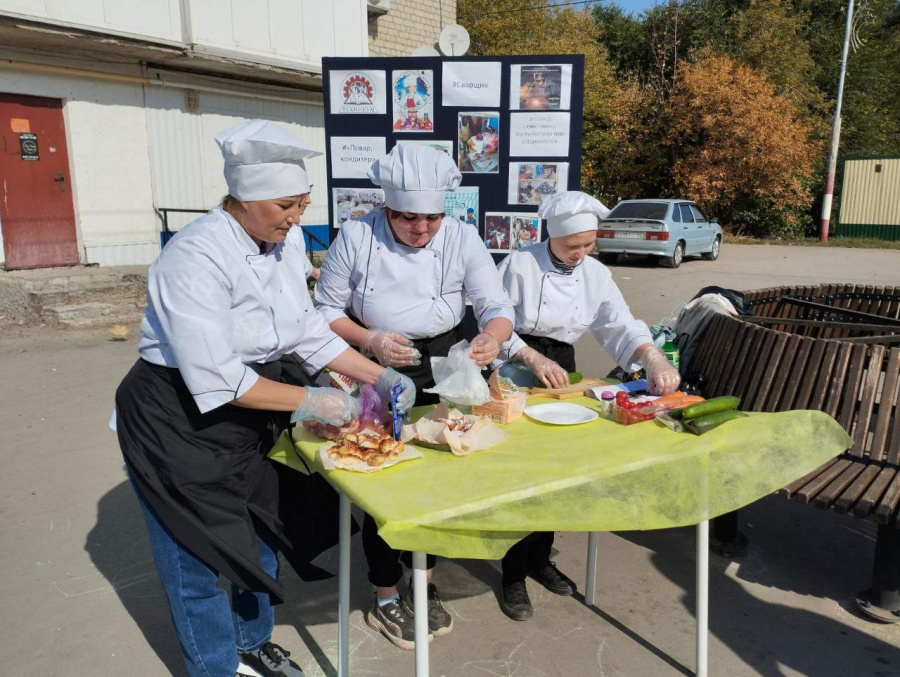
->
[315,144,515,649]
[495,191,681,622]
[115,119,414,677]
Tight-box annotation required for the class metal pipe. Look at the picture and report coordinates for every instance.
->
[585,531,600,606]
[696,520,709,677]
[819,0,856,242]
[338,493,351,677]
[412,552,430,677]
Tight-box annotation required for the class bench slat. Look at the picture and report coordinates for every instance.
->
[837,344,869,433]
[779,457,842,499]
[815,458,871,509]
[874,473,900,524]
[851,345,887,457]
[870,348,900,463]
[822,341,853,418]
[796,459,852,505]
[764,334,802,412]
[809,340,841,411]
[849,465,895,519]
[791,339,829,409]
[729,325,766,401]
[747,332,789,411]
[776,338,814,411]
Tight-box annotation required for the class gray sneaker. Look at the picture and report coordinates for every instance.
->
[404,579,454,636]
[366,597,432,650]
[237,642,304,676]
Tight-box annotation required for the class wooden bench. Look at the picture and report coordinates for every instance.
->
[686,284,900,617]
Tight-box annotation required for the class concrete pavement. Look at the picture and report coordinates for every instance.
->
[1,243,898,676]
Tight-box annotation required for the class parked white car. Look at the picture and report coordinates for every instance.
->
[596,199,723,268]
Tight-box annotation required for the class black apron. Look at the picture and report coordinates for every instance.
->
[519,333,577,373]
[116,358,342,604]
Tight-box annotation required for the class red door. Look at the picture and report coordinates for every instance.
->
[0,93,78,269]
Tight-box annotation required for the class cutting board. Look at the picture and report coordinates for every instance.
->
[527,378,611,400]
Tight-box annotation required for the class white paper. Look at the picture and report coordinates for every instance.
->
[442,61,502,108]
[329,137,386,179]
[509,63,573,110]
[509,112,570,157]
[329,69,387,114]
[319,439,423,473]
[392,70,434,133]
[507,162,569,205]
[396,139,454,157]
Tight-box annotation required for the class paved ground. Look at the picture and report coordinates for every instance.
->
[1,243,899,677]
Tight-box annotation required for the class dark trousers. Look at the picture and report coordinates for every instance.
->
[501,334,577,582]
[361,324,462,587]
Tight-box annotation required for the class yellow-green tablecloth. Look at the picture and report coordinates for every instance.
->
[269,397,851,559]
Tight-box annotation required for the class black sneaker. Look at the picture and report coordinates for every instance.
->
[528,561,576,596]
[237,642,304,676]
[365,596,431,650]
[500,580,533,621]
[404,579,454,636]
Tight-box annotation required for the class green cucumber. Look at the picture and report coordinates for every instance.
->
[684,410,748,435]
[669,407,686,420]
[681,396,741,420]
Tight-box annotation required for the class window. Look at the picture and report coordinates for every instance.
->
[671,204,682,222]
[606,202,669,220]
[679,204,694,222]
[690,205,706,222]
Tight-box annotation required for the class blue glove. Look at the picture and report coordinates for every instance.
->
[375,368,416,414]
[291,387,360,426]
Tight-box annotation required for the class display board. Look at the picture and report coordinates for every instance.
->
[322,55,585,258]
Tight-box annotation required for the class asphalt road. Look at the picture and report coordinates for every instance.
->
[1,243,898,677]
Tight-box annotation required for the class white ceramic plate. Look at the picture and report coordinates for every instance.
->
[524,402,599,426]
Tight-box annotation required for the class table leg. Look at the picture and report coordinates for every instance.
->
[412,551,430,677]
[338,492,351,677]
[585,531,600,606]
[696,520,709,677]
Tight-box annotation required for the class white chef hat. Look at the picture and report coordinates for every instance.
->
[367,144,462,213]
[215,119,322,201]
[538,191,611,238]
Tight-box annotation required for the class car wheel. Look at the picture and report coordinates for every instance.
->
[703,236,721,261]
[661,241,684,268]
[598,253,618,265]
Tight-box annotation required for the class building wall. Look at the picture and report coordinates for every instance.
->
[368,0,457,57]
[838,157,900,240]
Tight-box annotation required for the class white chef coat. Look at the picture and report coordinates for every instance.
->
[315,210,514,339]
[285,225,314,278]
[498,241,652,371]
[139,206,348,413]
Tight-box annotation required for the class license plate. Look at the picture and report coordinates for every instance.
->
[615,231,644,239]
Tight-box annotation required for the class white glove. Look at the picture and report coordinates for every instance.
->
[375,368,417,414]
[517,346,569,389]
[291,387,360,426]
[361,330,421,367]
[468,333,501,367]
[641,346,681,395]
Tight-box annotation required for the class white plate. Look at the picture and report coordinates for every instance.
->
[524,402,599,426]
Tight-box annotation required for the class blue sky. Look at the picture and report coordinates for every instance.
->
[606,0,660,14]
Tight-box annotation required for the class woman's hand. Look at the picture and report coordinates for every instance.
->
[640,346,681,395]
[517,346,569,389]
[375,368,417,414]
[361,329,421,367]
[468,333,501,367]
[290,387,360,426]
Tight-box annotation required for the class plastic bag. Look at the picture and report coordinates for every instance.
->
[424,340,492,406]
[358,384,389,434]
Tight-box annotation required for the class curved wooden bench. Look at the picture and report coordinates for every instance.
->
[686,283,900,613]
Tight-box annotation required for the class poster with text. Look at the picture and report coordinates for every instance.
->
[442,61,502,107]
[458,112,500,173]
[396,139,454,157]
[330,137,387,178]
[329,70,387,114]
[444,187,479,227]
[483,213,541,252]
[332,188,385,228]
[508,162,569,205]
[392,70,434,132]
[509,112,570,157]
[510,64,572,110]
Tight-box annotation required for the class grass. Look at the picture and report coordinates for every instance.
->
[725,235,900,250]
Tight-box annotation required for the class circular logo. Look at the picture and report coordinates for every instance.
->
[342,73,375,106]
[22,140,37,154]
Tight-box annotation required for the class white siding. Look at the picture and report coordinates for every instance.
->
[840,158,900,227]
[0,0,183,43]
[144,85,328,231]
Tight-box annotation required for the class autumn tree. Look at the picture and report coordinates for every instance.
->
[668,53,818,236]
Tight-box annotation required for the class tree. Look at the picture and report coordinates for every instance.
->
[667,53,819,236]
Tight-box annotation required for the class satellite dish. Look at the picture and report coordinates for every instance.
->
[411,45,441,57]
[438,24,470,57]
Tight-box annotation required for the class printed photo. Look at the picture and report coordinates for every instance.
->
[332,188,385,228]
[396,139,454,157]
[392,70,434,132]
[444,187,479,227]
[458,112,500,174]
[518,65,562,110]
[483,214,512,252]
[510,214,542,250]
[484,212,541,252]
[508,162,569,205]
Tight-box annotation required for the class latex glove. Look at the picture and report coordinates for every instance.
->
[468,333,501,367]
[641,346,681,395]
[375,367,416,414]
[361,330,421,367]
[291,387,360,426]
[517,346,569,389]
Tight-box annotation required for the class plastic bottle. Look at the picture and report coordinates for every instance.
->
[662,340,680,370]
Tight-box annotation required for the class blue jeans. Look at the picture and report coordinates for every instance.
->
[132,480,278,677]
